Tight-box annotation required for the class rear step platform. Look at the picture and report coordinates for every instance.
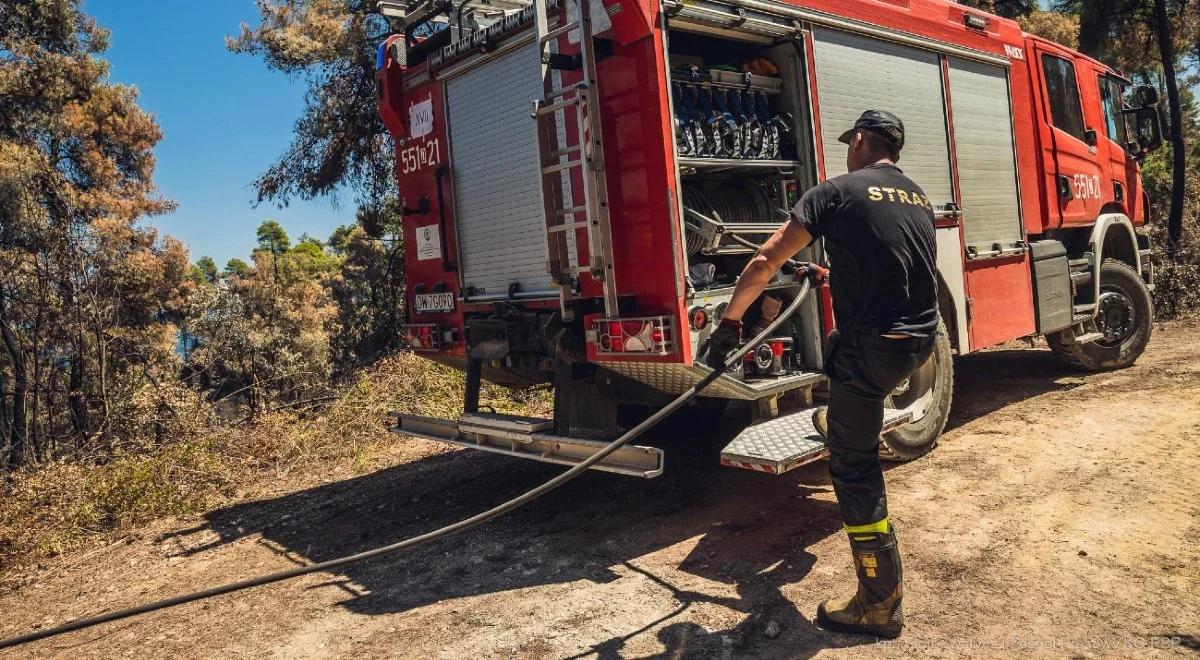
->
[393,411,664,478]
[721,407,912,475]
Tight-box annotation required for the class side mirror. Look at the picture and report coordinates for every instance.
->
[1131,106,1163,157]
[1133,84,1159,108]
[1083,128,1098,146]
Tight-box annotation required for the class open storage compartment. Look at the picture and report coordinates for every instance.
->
[668,30,802,166]
[665,24,826,376]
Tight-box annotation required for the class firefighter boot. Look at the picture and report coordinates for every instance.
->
[816,523,904,639]
[812,407,829,439]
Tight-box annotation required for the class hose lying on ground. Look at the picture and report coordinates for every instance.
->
[0,278,815,651]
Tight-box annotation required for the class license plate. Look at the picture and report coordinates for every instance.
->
[414,292,455,313]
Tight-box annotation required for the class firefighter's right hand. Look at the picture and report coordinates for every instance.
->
[700,318,742,370]
[800,262,829,286]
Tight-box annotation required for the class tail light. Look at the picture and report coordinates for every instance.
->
[587,316,676,355]
[400,324,457,351]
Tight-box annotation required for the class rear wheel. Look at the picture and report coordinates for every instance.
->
[880,320,953,462]
[1048,259,1152,371]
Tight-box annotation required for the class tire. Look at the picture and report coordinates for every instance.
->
[1048,259,1152,372]
[880,320,953,462]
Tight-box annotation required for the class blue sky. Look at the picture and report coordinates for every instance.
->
[86,0,353,267]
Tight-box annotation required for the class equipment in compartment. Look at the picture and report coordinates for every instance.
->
[670,33,806,294]
[743,336,795,377]
[730,292,801,380]
[672,65,792,160]
[670,29,821,378]
[681,180,787,257]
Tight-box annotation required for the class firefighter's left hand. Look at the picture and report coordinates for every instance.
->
[700,319,742,370]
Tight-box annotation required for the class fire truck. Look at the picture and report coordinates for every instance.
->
[376,0,1161,477]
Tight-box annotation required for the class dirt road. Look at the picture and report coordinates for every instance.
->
[2,324,1198,659]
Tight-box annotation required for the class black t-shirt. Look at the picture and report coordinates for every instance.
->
[790,163,938,337]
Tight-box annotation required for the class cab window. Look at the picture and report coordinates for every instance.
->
[1042,54,1086,141]
[1099,77,1126,145]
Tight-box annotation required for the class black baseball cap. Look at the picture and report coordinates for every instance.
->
[837,110,905,150]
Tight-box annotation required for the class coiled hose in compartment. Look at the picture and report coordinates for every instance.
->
[682,181,786,255]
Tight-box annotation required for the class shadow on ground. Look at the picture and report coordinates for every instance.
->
[947,347,1087,432]
[158,347,1082,658]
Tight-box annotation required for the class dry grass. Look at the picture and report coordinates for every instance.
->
[0,352,551,581]
[1148,221,1200,321]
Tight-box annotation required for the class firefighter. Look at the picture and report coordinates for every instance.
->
[700,110,937,639]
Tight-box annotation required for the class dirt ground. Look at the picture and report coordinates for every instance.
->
[2,323,1198,659]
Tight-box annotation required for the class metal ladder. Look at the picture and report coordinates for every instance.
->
[531,0,618,320]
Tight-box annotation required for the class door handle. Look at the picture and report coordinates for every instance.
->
[934,203,961,221]
[434,166,456,272]
[1057,174,1074,201]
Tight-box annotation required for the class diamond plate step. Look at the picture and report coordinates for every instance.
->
[459,412,553,433]
[721,407,912,475]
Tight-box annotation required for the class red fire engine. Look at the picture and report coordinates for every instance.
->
[376,0,1161,477]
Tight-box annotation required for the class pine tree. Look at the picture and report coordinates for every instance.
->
[1,0,182,466]
[228,0,395,209]
[224,258,252,279]
[194,256,220,284]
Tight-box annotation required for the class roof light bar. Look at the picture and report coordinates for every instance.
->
[963,13,989,30]
[377,1,409,18]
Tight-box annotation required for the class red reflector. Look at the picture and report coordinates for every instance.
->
[589,316,676,356]
[400,324,453,351]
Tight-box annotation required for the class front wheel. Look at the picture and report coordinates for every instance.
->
[880,320,953,462]
[1047,259,1152,371]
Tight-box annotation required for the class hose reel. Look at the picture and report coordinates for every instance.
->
[682,181,786,256]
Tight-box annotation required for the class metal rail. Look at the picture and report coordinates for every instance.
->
[396,412,665,477]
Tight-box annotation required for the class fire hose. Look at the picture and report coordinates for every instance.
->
[0,275,816,650]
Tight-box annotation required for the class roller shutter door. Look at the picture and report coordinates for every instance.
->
[446,42,556,299]
[947,57,1023,252]
[811,28,954,210]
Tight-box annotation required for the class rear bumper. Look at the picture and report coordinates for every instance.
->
[392,411,664,478]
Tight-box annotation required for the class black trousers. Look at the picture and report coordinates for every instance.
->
[822,330,934,527]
